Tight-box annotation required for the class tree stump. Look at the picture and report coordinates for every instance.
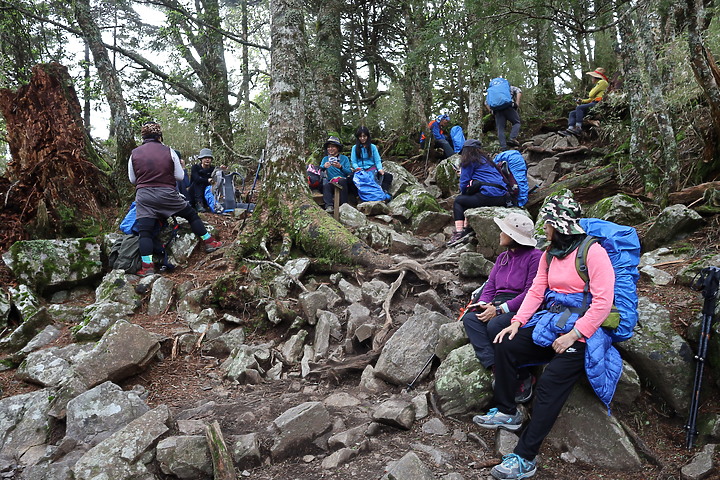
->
[0,63,115,246]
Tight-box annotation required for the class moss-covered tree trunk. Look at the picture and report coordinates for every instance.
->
[235,0,390,269]
[0,63,114,246]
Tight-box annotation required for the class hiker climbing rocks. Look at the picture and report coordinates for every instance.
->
[128,122,222,277]
[189,148,216,212]
[461,213,542,403]
[350,126,393,195]
[447,139,508,246]
[421,114,454,159]
[486,78,522,150]
[474,193,617,480]
[319,136,352,213]
[561,67,610,136]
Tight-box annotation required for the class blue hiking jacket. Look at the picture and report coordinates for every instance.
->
[350,143,383,171]
[319,154,351,180]
[525,289,622,412]
[458,159,506,197]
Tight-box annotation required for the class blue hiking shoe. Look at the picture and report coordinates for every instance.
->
[473,408,524,431]
[491,453,537,479]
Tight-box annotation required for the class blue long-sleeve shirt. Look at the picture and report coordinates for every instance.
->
[350,143,383,171]
[458,159,507,197]
[319,154,352,180]
[431,120,447,141]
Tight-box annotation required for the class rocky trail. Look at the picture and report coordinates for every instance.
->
[2,131,720,480]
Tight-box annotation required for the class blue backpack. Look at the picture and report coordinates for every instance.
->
[353,170,391,202]
[204,185,217,213]
[486,78,513,110]
[450,126,465,153]
[547,219,640,342]
[493,150,529,207]
[119,202,137,234]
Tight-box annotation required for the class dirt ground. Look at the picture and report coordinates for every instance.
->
[2,212,720,479]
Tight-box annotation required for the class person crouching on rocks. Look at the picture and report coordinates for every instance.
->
[319,136,352,214]
[129,122,223,277]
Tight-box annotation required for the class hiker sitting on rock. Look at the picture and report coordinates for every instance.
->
[447,139,508,246]
[462,213,542,404]
[350,126,393,195]
[561,67,609,136]
[129,122,222,277]
[189,148,216,212]
[474,193,617,480]
[319,136,352,214]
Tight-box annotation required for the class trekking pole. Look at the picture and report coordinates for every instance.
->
[685,266,720,449]
[245,149,265,204]
[406,284,486,392]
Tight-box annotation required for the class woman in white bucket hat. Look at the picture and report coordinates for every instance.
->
[462,212,542,404]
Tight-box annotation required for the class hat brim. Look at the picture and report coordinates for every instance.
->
[324,142,343,151]
[586,71,604,79]
[493,217,537,247]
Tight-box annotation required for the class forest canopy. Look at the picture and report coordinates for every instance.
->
[0,0,719,205]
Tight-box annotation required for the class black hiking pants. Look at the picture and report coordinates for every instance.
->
[493,326,586,461]
[452,192,507,221]
[136,205,208,257]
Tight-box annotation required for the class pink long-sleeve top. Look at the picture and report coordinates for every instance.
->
[511,242,615,341]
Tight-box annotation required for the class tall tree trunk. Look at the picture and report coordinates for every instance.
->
[637,2,679,202]
[199,0,235,164]
[534,6,555,106]
[684,0,720,162]
[235,0,389,269]
[617,0,666,200]
[401,2,430,134]
[241,0,250,107]
[307,0,343,144]
[73,0,135,201]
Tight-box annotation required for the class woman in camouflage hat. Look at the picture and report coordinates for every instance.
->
[473,192,618,480]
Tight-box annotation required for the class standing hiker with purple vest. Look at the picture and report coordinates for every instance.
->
[128,122,222,277]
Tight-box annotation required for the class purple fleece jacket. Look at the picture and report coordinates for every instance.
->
[478,247,543,312]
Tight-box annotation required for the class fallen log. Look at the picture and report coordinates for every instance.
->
[525,165,615,209]
[668,181,720,205]
[205,420,238,480]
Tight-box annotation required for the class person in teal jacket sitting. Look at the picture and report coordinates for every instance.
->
[350,126,393,195]
[318,136,352,213]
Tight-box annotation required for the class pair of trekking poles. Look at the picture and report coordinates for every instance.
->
[686,266,720,449]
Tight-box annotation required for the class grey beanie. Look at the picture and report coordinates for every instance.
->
[198,148,214,159]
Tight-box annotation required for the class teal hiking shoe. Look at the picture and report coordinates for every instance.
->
[491,453,537,479]
[473,407,524,431]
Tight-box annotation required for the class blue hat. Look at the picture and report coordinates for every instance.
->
[460,139,483,152]
[437,114,450,122]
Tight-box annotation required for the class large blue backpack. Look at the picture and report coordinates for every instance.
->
[353,169,391,202]
[493,150,529,207]
[547,219,640,342]
[450,125,465,153]
[487,78,513,110]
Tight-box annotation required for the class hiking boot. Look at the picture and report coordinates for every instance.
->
[567,125,582,136]
[473,408,524,431]
[507,138,520,148]
[136,262,155,277]
[204,238,223,253]
[325,206,334,213]
[514,375,536,404]
[491,453,537,479]
[447,228,474,246]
